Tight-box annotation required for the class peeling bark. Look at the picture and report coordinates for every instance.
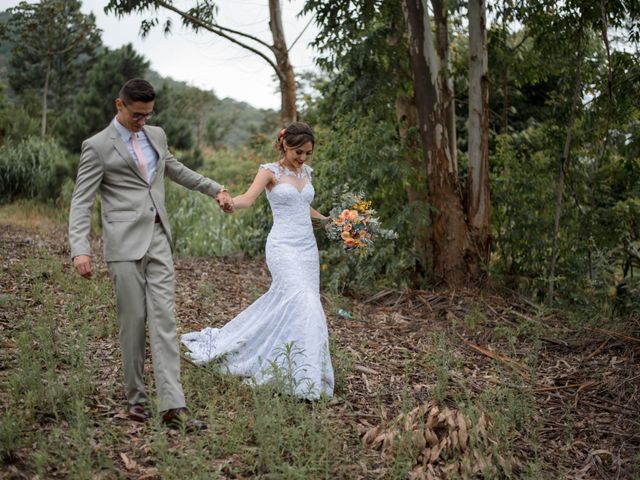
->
[402,0,477,287]
[432,0,457,171]
[466,0,491,275]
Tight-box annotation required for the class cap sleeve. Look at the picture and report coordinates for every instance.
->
[260,163,280,182]
[304,164,313,181]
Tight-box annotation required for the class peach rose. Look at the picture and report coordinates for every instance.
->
[341,231,352,241]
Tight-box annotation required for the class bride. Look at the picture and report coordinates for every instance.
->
[181,122,334,400]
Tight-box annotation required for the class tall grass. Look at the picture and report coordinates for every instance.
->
[0,136,76,203]
[0,233,356,478]
[0,255,114,475]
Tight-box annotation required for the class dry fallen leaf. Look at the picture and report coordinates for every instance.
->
[119,452,138,471]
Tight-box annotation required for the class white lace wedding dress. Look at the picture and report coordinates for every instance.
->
[181,163,334,400]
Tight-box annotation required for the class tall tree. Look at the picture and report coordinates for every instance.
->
[1,0,101,137]
[166,85,218,150]
[268,0,297,124]
[513,0,640,303]
[105,0,300,124]
[61,43,150,151]
[402,0,485,287]
[466,0,491,267]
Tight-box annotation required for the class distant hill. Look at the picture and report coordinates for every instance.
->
[214,98,279,147]
[147,70,279,147]
[146,70,279,148]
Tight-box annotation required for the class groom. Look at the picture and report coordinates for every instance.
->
[69,79,232,431]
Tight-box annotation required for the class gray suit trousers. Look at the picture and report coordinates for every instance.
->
[107,223,185,411]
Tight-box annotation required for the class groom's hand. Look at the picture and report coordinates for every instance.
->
[73,255,92,279]
[215,190,234,213]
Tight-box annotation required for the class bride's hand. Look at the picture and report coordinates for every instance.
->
[215,190,235,212]
[312,216,330,230]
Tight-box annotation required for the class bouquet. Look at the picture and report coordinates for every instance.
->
[325,190,397,256]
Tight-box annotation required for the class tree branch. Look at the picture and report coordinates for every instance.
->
[152,0,284,81]
[288,14,315,52]
[204,22,273,51]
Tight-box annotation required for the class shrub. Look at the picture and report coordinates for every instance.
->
[0,107,40,144]
[0,136,76,203]
[177,147,204,171]
[166,181,270,257]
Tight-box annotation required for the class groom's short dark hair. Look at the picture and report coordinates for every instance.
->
[119,79,156,104]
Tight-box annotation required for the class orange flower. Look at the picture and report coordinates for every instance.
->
[339,209,351,221]
[353,199,372,211]
[341,231,352,241]
[343,223,352,232]
[347,210,358,221]
[344,238,356,247]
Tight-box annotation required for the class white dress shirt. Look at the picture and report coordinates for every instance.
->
[113,117,159,180]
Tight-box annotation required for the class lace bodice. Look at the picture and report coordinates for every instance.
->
[261,163,314,227]
[260,162,313,183]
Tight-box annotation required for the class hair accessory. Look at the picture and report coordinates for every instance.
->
[278,128,286,138]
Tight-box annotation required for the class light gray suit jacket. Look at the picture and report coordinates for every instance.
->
[69,122,222,262]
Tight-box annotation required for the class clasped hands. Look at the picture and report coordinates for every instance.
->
[73,190,234,280]
[215,189,235,213]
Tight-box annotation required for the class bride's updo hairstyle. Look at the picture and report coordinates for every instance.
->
[275,122,315,157]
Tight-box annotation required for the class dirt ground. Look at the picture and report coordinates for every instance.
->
[1,218,639,479]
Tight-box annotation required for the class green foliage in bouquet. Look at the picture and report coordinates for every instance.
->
[325,186,397,257]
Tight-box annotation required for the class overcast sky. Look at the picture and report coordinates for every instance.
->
[0,0,319,110]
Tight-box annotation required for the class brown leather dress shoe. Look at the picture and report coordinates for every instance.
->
[161,407,208,432]
[127,403,151,422]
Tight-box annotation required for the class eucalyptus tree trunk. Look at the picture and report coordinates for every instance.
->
[269,0,297,125]
[41,56,51,137]
[402,0,476,287]
[466,0,491,272]
[548,38,584,304]
[432,0,457,169]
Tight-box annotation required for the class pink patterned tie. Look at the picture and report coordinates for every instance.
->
[130,132,149,182]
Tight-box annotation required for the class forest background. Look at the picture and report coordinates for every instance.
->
[0,0,639,478]
[0,0,638,311]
